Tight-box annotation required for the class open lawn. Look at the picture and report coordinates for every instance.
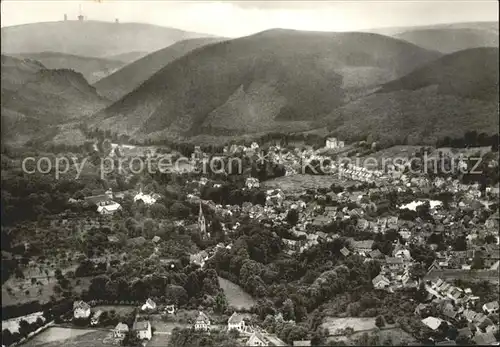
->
[262,174,357,194]
[22,327,111,347]
[218,277,256,310]
[321,317,377,336]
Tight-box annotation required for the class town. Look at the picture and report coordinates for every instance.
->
[2,134,499,347]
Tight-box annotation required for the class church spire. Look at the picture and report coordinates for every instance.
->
[198,202,206,236]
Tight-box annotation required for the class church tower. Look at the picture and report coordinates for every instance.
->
[198,202,207,236]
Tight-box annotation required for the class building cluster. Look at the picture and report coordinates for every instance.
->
[415,278,499,345]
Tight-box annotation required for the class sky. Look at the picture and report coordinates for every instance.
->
[1,0,498,37]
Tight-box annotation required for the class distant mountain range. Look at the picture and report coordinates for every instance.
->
[369,22,498,54]
[1,21,498,148]
[89,29,441,141]
[325,47,499,146]
[1,20,212,57]
[94,37,226,101]
[14,52,126,84]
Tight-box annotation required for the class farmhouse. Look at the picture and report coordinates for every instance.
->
[372,274,390,289]
[246,331,288,346]
[228,312,246,332]
[114,322,129,339]
[194,311,211,331]
[73,301,91,319]
[133,320,152,340]
[141,298,157,311]
[482,301,499,315]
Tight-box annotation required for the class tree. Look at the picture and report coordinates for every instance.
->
[215,292,228,314]
[375,315,385,328]
[286,209,299,226]
[282,299,295,322]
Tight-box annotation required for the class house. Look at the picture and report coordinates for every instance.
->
[90,310,103,326]
[141,298,157,311]
[114,322,129,339]
[152,236,161,243]
[228,312,246,332]
[164,304,175,315]
[133,320,152,340]
[246,177,260,189]
[247,331,268,346]
[372,274,390,289]
[421,316,443,330]
[473,332,497,346]
[368,249,384,259]
[350,240,374,254]
[190,251,209,268]
[97,201,122,215]
[325,137,344,150]
[194,311,211,331]
[456,327,472,339]
[73,301,91,319]
[482,301,499,315]
[293,341,311,346]
[340,247,351,257]
[134,190,160,205]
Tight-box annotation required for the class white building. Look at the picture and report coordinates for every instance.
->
[114,322,129,339]
[194,311,211,331]
[73,301,91,319]
[245,177,260,189]
[141,298,157,311]
[133,320,152,340]
[134,190,160,205]
[325,137,345,149]
[483,301,499,315]
[97,201,122,215]
[228,312,246,332]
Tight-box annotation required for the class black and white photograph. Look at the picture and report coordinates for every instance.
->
[1,0,499,346]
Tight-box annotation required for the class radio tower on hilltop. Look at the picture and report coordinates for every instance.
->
[78,4,84,21]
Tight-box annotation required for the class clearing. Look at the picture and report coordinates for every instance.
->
[22,327,108,347]
[218,277,256,310]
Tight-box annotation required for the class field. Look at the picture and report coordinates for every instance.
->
[218,277,256,310]
[2,312,45,333]
[321,317,377,336]
[262,174,358,194]
[22,327,111,347]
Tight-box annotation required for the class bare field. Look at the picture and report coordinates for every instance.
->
[262,174,357,194]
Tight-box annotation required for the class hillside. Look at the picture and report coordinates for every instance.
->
[1,55,45,92]
[89,29,441,140]
[94,37,226,101]
[1,21,212,57]
[1,66,110,145]
[325,48,499,146]
[105,51,149,64]
[15,52,126,84]
[378,48,499,101]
